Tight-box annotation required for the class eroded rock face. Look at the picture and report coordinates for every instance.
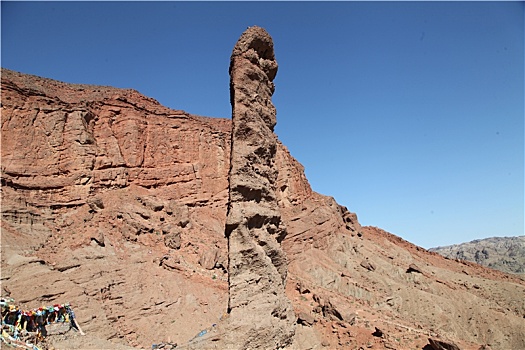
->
[0,69,231,348]
[225,26,296,348]
[2,32,525,349]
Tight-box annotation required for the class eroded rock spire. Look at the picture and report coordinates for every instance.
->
[224,26,296,348]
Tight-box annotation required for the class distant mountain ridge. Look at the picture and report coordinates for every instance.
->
[430,236,525,274]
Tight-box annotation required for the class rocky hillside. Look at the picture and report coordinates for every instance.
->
[1,27,524,350]
[430,236,525,275]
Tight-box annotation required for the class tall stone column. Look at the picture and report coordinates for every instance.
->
[225,26,296,348]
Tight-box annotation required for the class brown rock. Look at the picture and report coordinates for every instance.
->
[164,230,181,250]
[46,322,72,335]
[2,29,525,350]
[322,298,355,324]
[360,259,376,272]
[87,197,104,211]
[137,195,164,212]
[198,247,219,270]
[91,230,105,247]
[0,68,230,216]
[159,255,181,271]
[340,205,362,234]
[224,26,295,348]
[313,293,326,307]
[296,281,311,294]
[297,311,315,326]
[165,202,190,228]
[407,263,424,274]
[428,338,461,350]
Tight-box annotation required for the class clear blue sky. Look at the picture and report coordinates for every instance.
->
[2,1,523,248]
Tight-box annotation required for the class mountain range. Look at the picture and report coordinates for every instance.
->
[430,236,525,275]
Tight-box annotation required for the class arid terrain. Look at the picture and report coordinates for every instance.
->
[1,27,524,350]
[430,236,525,275]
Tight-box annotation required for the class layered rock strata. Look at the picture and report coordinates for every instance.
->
[224,26,296,348]
[2,32,525,349]
[1,68,231,348]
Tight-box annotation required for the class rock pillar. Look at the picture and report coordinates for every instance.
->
[225,26,296,348]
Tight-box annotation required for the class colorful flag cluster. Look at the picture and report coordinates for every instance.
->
[1,297,81,349]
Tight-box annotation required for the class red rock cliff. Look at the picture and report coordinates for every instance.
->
[2,46,524,349]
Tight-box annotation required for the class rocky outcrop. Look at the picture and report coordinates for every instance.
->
[428,337,461,350]
[224,26,295,349]
[1,69,231,237]
[1,69,232,349]
[2,27,525,350]
[430,236,525,274]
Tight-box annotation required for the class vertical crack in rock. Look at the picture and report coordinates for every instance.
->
[225,26,296,348]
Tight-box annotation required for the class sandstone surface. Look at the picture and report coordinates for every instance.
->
[224,26,295,348]
[2,27,525,350]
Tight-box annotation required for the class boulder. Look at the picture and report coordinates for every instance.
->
[164,230,181,250]
[198,248,220,270]
[428,338,461,350]
[297,311,315,326]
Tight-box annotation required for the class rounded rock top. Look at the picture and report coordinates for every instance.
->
[231,26,275,61]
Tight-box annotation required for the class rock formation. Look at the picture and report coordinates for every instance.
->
[224,26,295,348]
[430,236,525,274]
[1,26,525,350]
[0,68,232,349]
[428,337,461,350]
